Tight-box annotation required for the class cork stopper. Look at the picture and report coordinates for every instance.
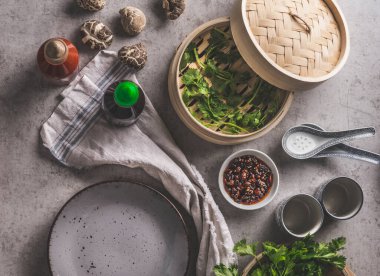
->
[44,39,68,65]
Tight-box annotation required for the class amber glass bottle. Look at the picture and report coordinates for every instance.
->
[37,38,79,84]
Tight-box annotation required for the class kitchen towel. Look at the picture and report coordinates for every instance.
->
[40,50,235,275]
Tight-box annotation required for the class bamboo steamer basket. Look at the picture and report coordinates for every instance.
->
[168,0,349,144]
[231,0,350,91]
[242,253,355,276]
[168,17,294,145]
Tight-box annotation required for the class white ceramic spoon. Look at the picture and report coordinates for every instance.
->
[302,123,380,164]
[282,125,376,160]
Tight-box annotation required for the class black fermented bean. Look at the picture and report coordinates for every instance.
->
[223,155,273,205]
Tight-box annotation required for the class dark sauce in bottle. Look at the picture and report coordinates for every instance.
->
[101,80,145,126]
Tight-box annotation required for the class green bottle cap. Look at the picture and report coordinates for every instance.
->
[113,81,140,108]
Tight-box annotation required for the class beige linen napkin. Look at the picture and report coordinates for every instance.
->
[40,50,235,275]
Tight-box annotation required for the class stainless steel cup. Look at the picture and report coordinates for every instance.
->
[276,194,324,238]
[315,177,363,220]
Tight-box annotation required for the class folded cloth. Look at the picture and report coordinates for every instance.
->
[41,50,235,275]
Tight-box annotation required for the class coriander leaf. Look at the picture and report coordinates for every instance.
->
[180,42,197,70]
[207,96,228,119]
[241,114,251,127]
[266,101,279,115]
[204,59,219,75]
[198,100,213,120]
[262,242,288,265]
[182,87,196,105]
[212,48,241,65]
[182,68,203,86]
[235,112,243,122]
[207,28,230,59]
[213,264,238,276]
[294,260,323,276]
[212,51,231,64]
[205,59,232,82]
[233,239,257,256]
[326,255,346,271]
[250,267,264,276]
[198,86,210,96]
[239,110,262,128]
[328,237,346,252]
[269,267,279,276]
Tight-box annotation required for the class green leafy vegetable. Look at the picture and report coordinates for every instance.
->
[292,236,347,273]
[179,27,283,134]
[212,236,347,276]
[213,264,239,276]
[180,42,196,70]
[233,239,258,257]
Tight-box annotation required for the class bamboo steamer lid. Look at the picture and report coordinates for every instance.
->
[230,0,350,91]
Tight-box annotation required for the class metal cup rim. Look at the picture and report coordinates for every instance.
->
[321,176,364,220]
[281,193,324,238]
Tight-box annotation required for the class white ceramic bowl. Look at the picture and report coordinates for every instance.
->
[218,149,279,210]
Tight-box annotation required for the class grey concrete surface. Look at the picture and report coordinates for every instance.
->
[0,0,379,275]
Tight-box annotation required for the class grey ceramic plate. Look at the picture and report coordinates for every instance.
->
[49,181,191,276]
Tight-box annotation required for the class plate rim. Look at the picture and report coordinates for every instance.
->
[47,180,194,276]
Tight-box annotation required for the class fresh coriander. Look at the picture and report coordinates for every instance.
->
[213,236,347,276]
[213,264,239,276]
[180,42,196,70]
[233,239,258,256]
[180,27,283,134]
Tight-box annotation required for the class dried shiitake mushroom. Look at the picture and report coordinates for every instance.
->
[162,0,185,20]
[119,7,146,36]
[118,43,147,71]
[76,0,105,11]
[80,20,113,50]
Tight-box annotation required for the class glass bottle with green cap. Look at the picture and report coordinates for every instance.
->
[101,80,146,126]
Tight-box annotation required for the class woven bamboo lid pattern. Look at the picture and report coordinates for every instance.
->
[245,0,341,77]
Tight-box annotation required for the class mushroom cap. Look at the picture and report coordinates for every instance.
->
[119,7,146,36]
[80,20,113,50]
[76,0,105,11]
[162,0,185,20]
[118,43,147,71]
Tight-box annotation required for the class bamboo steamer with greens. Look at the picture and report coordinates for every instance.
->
[168,0,349,145]
[169,18,293,144]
